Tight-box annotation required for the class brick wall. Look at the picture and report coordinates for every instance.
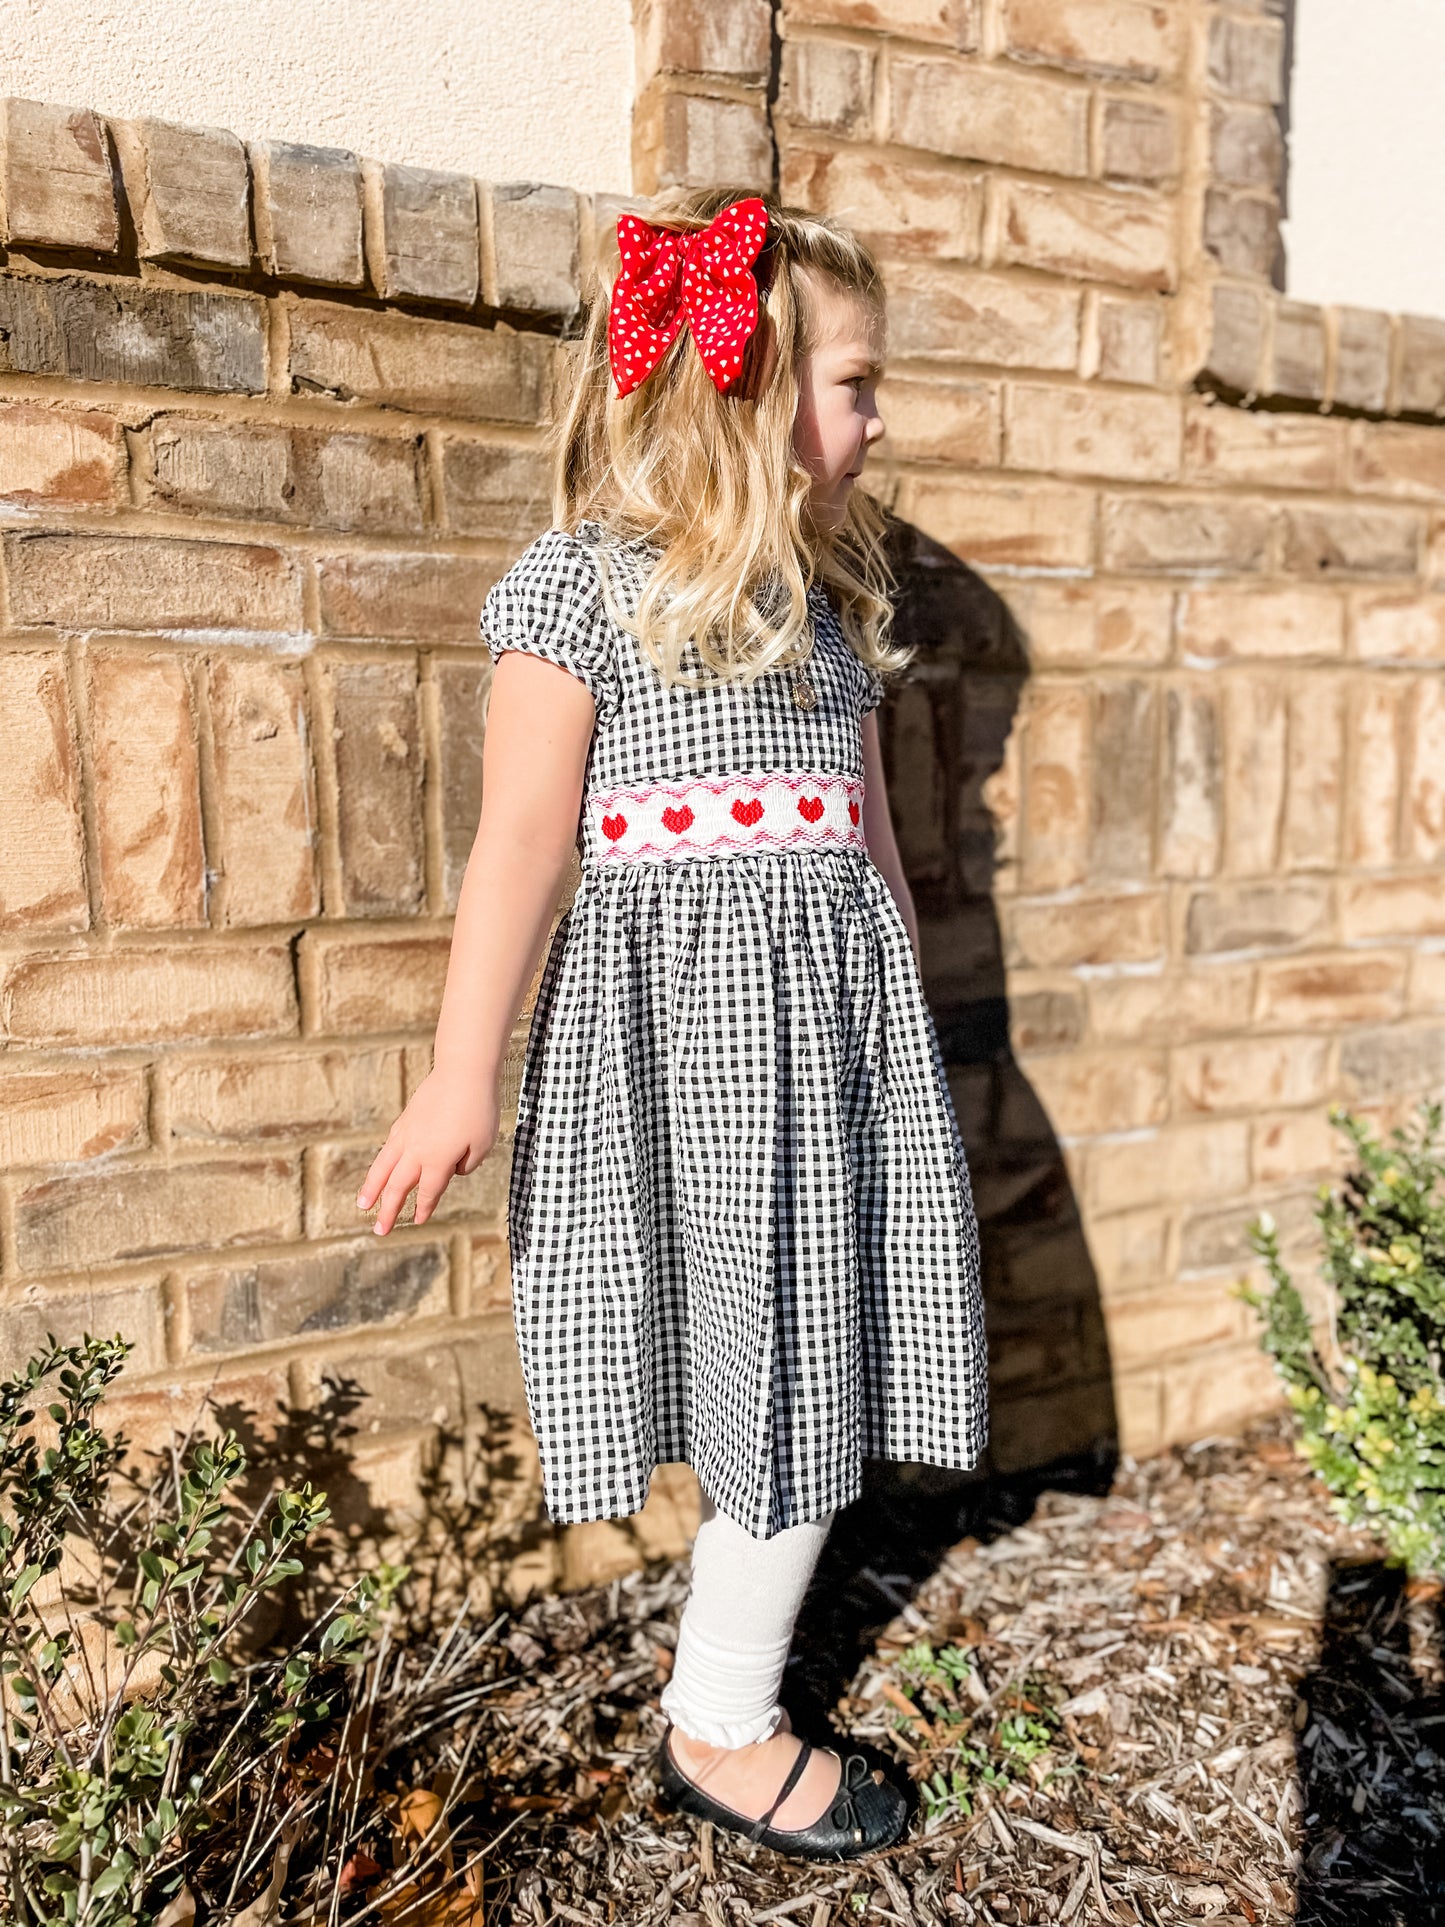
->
[3,0,1443,1585]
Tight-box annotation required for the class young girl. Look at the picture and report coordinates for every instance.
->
[357,187,988,1861]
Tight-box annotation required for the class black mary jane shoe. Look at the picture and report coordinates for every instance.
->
[656,1723,908,1862]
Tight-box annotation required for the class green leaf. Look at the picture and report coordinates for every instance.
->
[9,1562,43,1610]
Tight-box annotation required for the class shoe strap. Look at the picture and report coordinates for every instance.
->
[746,1740,813,1843]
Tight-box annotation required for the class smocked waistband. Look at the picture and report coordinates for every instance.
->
[584,770,866,864]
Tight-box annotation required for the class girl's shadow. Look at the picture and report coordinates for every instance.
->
[788,518,1119,1737]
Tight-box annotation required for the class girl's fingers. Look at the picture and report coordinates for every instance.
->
[356,1145,399,1211]
[413,1171,451,1227]
[372,1156,422,1236]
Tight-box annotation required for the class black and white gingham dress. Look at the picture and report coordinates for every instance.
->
[481,521,988,1541]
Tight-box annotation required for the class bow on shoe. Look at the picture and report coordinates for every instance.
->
[608,197,770,397]
[828,1753,874,1841]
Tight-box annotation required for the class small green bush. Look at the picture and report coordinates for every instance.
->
[1243,1101,1445,1580]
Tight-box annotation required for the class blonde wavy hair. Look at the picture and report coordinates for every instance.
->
[551,183,912,694]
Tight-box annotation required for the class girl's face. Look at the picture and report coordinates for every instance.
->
[791,276,887,538]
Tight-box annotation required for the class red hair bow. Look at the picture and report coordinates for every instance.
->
[608,197,770,398]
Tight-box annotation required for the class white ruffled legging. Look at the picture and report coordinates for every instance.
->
[659,1489,836,1748]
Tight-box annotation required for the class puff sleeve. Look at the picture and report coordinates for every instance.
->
[859,662,886,717]
[480,528,620,728]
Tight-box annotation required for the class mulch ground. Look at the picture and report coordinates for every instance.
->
[324,1412,1445,1927]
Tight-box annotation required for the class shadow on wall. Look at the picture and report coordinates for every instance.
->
[785,518,1122,1731]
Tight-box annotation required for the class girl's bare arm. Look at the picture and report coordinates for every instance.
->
[357,652,597,1235]
[859,710,922,966]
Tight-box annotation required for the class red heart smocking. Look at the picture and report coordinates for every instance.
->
[797,795,824,823]
[848,800,860,825]
[731,798,764,827]
[661,803,694,833]
[602,812,628,841]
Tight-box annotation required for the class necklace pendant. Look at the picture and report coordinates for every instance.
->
[791,672,818,712]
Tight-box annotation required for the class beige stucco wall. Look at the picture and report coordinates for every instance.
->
[1283,0,1445,319]
[0,0,634,193]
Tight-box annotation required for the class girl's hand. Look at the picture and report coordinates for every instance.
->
[356,1068,500,1236]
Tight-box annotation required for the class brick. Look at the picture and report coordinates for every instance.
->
[1100,495,1271,573]
[1100,99,1179,184]
[1020,683,1089,890]
[780,148,985,263]
[1174,1033,1330,1116]
[1208,14,1285,102]
[1010,581,1170,668]
[1005,383,1180,482]
[1270,301,1326,402]
[166,1045,402,1143]
[313,433,425,535]
[896,475,1094,569]
[1222,676,1286,875]
[490,182,582,313]
[1108,1283,1253,1370]
[1341,875,1445,943]
[0,649,87,932]
[1090,679,1156,876]
[1332,309,1392,415]
[377,164,479,306]
[1,943,296,1047]
[1028,1049,1167,1138]
[1087,1207,1170,1298]
[1093,296,1161,385]
[870,376,997,467]
[997,181,1175,292]
[148,416,291,521]
[1410,951,1445,1014]
[1202,190,1279,280]
[633,92,774,196]
[0,1065,148,1168]
[314,1327,526,1431]
[0,1280,165,1379]
[438,440,550,538]
[883,263,1080,369]
[1283,675,1344,870]
[1089,966,1255,1045]
[1353,592,1445,663]
[1007,987,1085,1054]
[1159,686,1222,879]
[313,1138,509,1238]
[1159,1346,1283,1444]
[86,649,205,930]
[1176,587,1345,661]
[183,1237,449,1353]
[1088,1120,1249,1215]
[1254,953,1406,1027]
[1348,424,1445,503]
[1184,881,1329,955]
[0,277,265,394]
[785,0,978,46]
[288,299,553,421]
[1209,100,1283,191]
[14,1155,300,1273]
[2,99,118,252]
[1279,505,1421,579]
[1252,1110,1338,1187]
[207,655,320,928]
[1340,1026,1445,1100]
[253,140,364,286]
[131,118,250,268]
[316,552,498,642]
[434,660,490,910]
[5,533,303,633]
[780,40,873,136]
[326,660,424,916]
[0,403,124,507]
[1006,0,1179,79]
[634,0,772,83]
[1397,314,1445,417]
[1006,893,1164,970]
[1182,399,1342,492]
[1406,677,1445,863]
[1179,1188,1316,1272]
[1205,282,1268,395]
[887,55,1088,176]
[299,931,452,1036]
[1344,678,1404,866]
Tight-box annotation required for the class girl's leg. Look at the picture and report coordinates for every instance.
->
[659,1490,843,1828]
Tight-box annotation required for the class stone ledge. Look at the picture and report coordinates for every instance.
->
[0,94,645,321]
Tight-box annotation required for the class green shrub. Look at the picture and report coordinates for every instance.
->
[1243,1101,1445,1580]
[0,1334,405,1927]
